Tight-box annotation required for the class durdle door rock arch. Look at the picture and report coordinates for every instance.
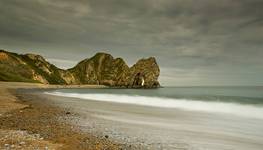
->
[0,50,160,88]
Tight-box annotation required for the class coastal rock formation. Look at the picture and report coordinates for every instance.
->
[116,57,160,88]
[0,51,43,83]
[68,53,129,86]
[0,50,160,88]
[21,53,67,84]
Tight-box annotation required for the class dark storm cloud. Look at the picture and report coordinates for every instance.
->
[0,0,263,85]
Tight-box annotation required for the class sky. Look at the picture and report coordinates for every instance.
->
[0,0,263,86]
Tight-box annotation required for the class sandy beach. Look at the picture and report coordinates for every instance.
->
[1,82,263,150]
[0,82,124,150]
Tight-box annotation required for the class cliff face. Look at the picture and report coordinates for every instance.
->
[21,53,68,84]
[0,50,160,88]
[130,57,159,88]
[0,50,68,84]
[68,53,129,85]
[115,57,160,88]
[0,50,37,83]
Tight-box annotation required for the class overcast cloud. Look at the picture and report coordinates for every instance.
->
[0,0,263,86]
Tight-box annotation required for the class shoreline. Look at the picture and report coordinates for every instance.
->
[1,82,263,150]
[38,86,263,150]
[0,82,125,150]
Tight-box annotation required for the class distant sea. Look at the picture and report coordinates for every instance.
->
[46,86,263,119]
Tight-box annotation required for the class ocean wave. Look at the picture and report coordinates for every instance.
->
[45,92,263,119]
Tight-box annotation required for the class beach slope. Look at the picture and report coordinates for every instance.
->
[0,81,122,150]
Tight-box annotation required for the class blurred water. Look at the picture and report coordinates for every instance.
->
[44,86,263,150]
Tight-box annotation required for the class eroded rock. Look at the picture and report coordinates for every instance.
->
[0,50,161,88]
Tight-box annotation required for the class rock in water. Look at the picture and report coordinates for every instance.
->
[0,50,161,88]
[116,57,160,88]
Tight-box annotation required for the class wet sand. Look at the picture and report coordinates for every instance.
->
[0,82,125,150]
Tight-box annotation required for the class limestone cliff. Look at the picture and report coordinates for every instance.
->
[68,53,129,85]
[116,57,160,88]
[0,50,160,88]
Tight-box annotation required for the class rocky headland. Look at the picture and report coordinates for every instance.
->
[0,50,160,88]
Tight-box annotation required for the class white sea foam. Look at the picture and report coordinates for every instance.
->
[45,92,263,119]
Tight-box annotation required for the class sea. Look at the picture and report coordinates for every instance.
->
[45,86,263,150]
[47,86,263,119]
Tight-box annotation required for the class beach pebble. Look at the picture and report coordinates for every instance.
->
[4,144,9,147]
[105,135,109,138]
[36,134,41,139]
[19,141,26,145]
